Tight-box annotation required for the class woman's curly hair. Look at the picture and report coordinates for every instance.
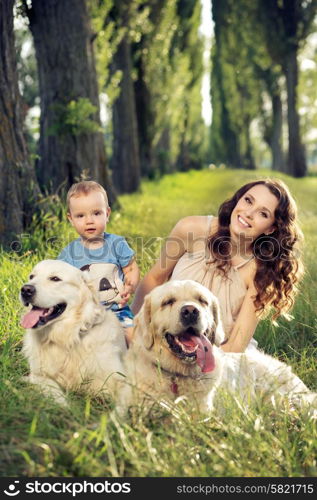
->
[207,179,304,320]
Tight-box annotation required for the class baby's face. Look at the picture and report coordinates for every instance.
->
[67,191,110,244]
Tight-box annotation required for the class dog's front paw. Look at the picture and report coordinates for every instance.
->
[24,373,69,407]
[53,394,69,407]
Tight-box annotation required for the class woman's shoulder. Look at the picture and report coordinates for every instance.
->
[171,215,218,253]
[172,215,218,238]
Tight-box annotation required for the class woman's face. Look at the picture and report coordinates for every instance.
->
[230,184,278,242]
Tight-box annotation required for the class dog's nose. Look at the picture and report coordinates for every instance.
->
[21,284,36,299]
[180,305,199,325]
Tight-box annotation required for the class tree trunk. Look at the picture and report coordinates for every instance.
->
[111,33,141,193]
[134,53,154,178]
[271,93,284,171]
[211,53,242,168]
[211,0,246,169]
[244,121,256,170]
[257,66,284,172]
[284,50,307,177]
[155,127,172,176]
[25,0,116,204]
[0,0,40,247]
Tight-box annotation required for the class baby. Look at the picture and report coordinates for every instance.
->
[57,180,140,345]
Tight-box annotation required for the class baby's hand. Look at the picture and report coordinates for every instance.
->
[119,282,134,307]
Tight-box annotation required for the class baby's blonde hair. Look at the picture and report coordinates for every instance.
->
[67,181,109,212]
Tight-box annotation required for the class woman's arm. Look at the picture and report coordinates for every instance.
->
[221,280,259,353]
[131,216,206,315]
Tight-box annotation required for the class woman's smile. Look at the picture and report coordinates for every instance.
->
[237,215,251,229]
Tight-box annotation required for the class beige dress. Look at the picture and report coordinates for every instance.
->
[171,215,254,341]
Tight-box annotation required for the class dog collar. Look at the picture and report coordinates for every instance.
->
[153,363,203,396]
[170,379,179,395]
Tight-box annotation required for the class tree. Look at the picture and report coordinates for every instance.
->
[258,0,317,177]
[210,43,241,168]
[0,0,40,247]
[133,0,205,176]
[132,0,158,178]
[211,0,259,169]
[257,66,285,172]
[23,0,116,203]
[109,0,141,193]
[174,0,205,171]
[14,16,39,157]
[298,25,317,166]
[232,0,285,172]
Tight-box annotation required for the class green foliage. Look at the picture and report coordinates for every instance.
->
[14,16,38,108]
[257,0,317,63]
[211,0,265,168]
[13,10,39,155]
[1,169,317,476]
[91,0,152,105]
[48,98,102,137]
[256,0,317,176]
[12,0,317,179]
[97,0,207,176]
[89,0,124,104]
[211,0,317,173]
[298,22,317,167]
[137,0,206,172]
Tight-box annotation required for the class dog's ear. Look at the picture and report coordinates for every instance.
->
[210,297,225,346]
[81,272,99,302]
[79,272,104,328]
[134,295,154,350]
[81,269,92,284]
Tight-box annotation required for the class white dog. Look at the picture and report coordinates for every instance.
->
[20,260,127,406]
[122,280,316,415]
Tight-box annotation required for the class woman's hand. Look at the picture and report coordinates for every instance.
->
[221,278,259,353]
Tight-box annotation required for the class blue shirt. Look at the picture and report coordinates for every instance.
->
[57,233,135,309]
[57,233,134,275]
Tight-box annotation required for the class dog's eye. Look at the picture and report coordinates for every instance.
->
[50,276,62,282]
[29,274,34,280]
[197,297,208,306]
[161,298,176,307]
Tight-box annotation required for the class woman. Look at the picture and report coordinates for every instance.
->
[131,179,304,352]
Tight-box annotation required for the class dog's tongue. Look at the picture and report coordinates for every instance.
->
[21,308,50,329]
[179,332,215,373]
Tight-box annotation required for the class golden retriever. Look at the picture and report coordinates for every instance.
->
[20,260,127,406]
[122,280,317,415]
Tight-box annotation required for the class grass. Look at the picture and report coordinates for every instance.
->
[0,167,316,477]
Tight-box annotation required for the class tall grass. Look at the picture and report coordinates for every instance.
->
[0,168,316,477]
